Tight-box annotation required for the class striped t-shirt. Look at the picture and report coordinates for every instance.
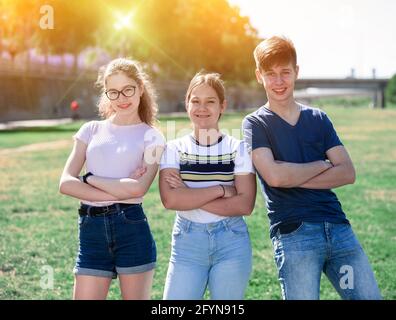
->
[160,133,255,223]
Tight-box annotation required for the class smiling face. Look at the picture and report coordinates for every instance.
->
[256,62,299,105]
[186,83,226,130]
[105,71,142,117]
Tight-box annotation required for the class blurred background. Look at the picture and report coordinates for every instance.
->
[0,0,395,300]
[0,0,395,123]
[0,0,262,122]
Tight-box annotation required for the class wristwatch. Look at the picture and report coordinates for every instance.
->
[82,172,93,184]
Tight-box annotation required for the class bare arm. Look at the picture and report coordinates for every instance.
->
[59,139,119,202]
[298,145,356,189]
[86,146,165,200]
[159,168,225,210]
[252,147,332,188]
[200,173,256,216]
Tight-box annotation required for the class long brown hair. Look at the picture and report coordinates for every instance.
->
[95,58,158,126]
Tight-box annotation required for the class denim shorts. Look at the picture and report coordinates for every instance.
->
[73,203,156,279]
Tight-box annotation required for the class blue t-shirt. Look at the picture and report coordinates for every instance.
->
[242,104,349,237]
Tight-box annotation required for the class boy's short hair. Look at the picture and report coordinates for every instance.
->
[253,36,297,72]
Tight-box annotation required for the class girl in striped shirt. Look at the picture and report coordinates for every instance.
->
[159,72,256,299]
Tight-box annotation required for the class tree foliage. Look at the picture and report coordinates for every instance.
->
[0,0,40,59]
[0,0,261,82]
[126,0,260,81]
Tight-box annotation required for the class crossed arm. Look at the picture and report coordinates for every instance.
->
[59,139,164,201]
[59,139,119,202]
[200,173,256,216]
[252,145,355,189]
[85,145,164,199]
[159,168,256,216]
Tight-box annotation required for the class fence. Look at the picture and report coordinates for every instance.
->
[0,60,266,122]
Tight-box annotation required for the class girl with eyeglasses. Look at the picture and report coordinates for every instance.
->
[59,58,165,299]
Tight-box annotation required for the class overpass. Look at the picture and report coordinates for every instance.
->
[0,60,391,122]
[295,78,389,108]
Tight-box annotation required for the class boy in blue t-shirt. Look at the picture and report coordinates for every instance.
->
[242,35,381,300]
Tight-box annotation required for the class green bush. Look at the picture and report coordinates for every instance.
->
[386,74,396,105]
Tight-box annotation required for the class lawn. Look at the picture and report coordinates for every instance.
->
[0,106,395,299]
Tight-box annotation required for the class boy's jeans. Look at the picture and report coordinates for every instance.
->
[271,221,382,300]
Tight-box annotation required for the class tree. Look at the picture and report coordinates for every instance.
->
[0,0,40,62]
[385,74,396,105]
[2,0,261,82]
[130,0,260,82]
[33,0,105,72]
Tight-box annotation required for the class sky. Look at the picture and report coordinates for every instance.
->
[228,0,396,79]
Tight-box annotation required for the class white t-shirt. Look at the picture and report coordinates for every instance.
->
[74,119,165,206]
[160,133,255,223]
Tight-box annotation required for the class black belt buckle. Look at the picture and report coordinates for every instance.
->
[79,204,115,217]
[100,205,113,214]
[79,203,141,217]
[92,204,117,216]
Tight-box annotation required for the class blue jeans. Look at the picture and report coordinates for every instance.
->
[271,221,382,300]
[163,215,252,300]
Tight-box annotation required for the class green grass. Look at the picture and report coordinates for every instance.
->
[0,115,193,149]
[312,96,373,108]
[0,106,395,299]
[0,123,80,149]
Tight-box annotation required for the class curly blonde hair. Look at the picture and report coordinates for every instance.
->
[95,58,158,126]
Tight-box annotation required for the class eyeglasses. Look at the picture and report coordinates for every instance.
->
[105,86,136,100]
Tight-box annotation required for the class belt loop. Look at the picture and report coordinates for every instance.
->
[115,203,121,213]
[185,220,191,233]
[223,219,230,231]
[87,206,92,217]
